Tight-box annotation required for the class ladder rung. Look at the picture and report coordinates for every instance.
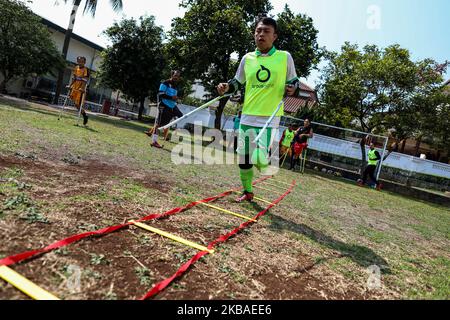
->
[270,179,293,187]
[0,266,60,300]
[253,185,284,194]
[253,196,274,205]
[260,181,287,190]
[129,221,214,254]
[199,202,256,222]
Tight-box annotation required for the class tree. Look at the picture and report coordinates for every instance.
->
[431,94,450,160]
[383,61,450,159]
[404,87,450,160]
[166,0,273,129]
[318,43,447,173]
[53,0,123,104]
[0,0,65,93]
[97,16,166,120]
[276,4,322,78]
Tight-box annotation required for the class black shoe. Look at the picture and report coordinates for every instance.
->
[82,112,89,125]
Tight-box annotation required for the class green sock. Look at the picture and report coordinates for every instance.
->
[240,168,254,193]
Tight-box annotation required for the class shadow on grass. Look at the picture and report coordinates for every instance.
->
[249,201,266,213]
[267,213,391,274]
[73,124,100,133]
[85,113,151,134]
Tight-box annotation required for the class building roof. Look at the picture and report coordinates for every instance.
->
[283,83,319,114]
[41,17,104,52]
[284,97,318,113]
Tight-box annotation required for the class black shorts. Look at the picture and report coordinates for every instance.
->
[156,104,183,127]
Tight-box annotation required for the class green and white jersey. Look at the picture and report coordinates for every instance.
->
[234,46,298,128]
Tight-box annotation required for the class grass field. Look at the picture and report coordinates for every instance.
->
[0,96,449,300]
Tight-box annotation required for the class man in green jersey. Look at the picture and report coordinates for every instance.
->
[217,17,302,203]
[279,124,296,165]
[358,143,383,190]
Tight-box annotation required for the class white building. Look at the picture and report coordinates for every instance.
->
[2,17,113,109]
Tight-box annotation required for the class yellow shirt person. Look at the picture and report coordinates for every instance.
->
[69,56,90,125]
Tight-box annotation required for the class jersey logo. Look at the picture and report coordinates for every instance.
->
[256,65,271,83]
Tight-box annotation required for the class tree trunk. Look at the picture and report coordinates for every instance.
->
[0,79,7,94]
[0,71,11,94]
[214,96,229,129]
[400,139,406,153]
[53,1,81,104]
[138,97,145,120]
[414,136,422,157]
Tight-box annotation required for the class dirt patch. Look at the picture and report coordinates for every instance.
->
[0,154,172,196]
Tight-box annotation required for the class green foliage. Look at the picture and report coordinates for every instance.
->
[63,0,123,17]
[90,253,109,265]
[0,0,65,92]
[276,4,323,78]
[319,43,447,134]
[1,186,47,223]
[391,88,450,157]
[168,0,271,80]
[98,16,166,119]
[174,251,190,264]
[2,167,24,179]
[19,206,49,224]
[4,193,30,210]
[134,266,153,286]
[83,269,103,280]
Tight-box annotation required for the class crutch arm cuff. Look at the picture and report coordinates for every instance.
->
[227,78,242,95]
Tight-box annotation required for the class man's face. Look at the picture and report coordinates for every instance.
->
[77,58,86,67]
[254,22,277,51]
[370,143,375,150]
[172,72,181,83]
[304,120,310,127]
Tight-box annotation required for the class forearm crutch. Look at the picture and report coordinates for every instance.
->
[57,87,71,121]
[301,148,308,174]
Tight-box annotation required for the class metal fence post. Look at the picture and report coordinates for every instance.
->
[377,137,389,181]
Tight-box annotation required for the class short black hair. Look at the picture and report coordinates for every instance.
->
[77,56,86,62]
[256,16,278,33]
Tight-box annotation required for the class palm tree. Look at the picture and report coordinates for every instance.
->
[53,0,123,104]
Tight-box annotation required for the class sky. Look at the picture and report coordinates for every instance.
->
[26,0,450,87]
